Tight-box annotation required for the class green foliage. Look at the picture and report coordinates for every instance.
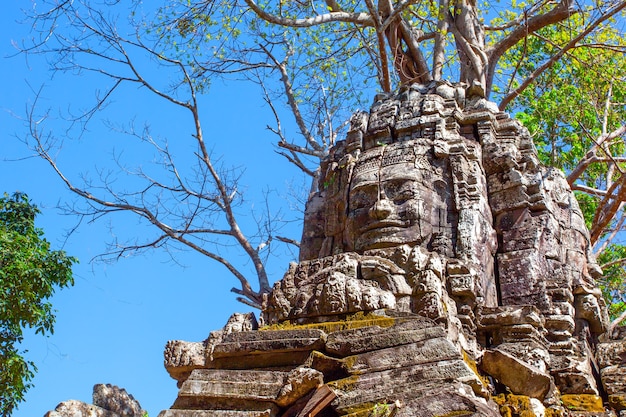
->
[597,245,626,323]
[510,16,626,318]
[0,193,77,416]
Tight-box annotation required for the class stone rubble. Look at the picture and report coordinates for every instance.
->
[45,384,145,417]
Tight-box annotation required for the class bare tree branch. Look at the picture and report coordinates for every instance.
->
[260,44,325,154]
[242,0,374,27]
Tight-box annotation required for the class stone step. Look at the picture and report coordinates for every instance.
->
[342,336,461,374]
[329,358,485,410]
[325,318,444,356]
[171,369,287,410]
[210,329,326,369]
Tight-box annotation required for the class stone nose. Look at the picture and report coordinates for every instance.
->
[369,198,394,220]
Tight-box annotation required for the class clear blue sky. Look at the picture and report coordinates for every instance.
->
[1,3,308,416]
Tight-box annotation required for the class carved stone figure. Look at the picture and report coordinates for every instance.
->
[157,82,625,416]
[47,81,626,417]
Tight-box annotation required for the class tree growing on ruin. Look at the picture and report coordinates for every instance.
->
[20,0,626,313]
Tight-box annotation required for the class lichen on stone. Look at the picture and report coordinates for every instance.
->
[261,311,397,333]
[560,394,604,412]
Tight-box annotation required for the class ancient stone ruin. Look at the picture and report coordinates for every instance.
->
[45,384,145,417]
[47,82,626,417]
[160,82,626,417]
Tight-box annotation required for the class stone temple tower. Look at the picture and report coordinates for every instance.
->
[47,82,626,417]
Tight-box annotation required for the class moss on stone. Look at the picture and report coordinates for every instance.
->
[338,402,378,417]
[342,354,360,373]
[461,349,490,389]
[493,393,536,417]
[327,375,361,392]
[262,311,397,333]
[543,407,565,417]
[560,394,604,412]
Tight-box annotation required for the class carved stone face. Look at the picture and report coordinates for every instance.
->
[346,144,442,252]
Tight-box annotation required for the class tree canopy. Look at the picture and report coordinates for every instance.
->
[18,0,626,313]
[0,193,76,416]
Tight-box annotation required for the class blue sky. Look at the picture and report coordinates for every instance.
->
[1,3,309,416]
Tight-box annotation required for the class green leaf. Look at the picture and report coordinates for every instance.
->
[0,193,77,416]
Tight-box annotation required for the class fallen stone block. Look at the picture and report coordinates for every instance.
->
[481,348,552,399]
[560,394,605,413]
[275,367,324,408]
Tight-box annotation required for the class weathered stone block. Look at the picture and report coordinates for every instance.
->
[489,186,530,214]
[500,213,561,256]
[325,317,444,356]
[560,394,605,413]
[497,249,550,309]
[478,305,544,328]
[164,340,206,383]
[544,314,575,333]
[609,394,626,411]
[210,329,325,369]
[490,324,545,345]
[342,337,460,374]
[449,274,476,298]
[481,348,552,399]
[601,365,626,395]
[575,293,608,334]
[596,339,626,369]
[493,341,550,373]
[390,384,501,417]
[275,367,323,407]
[554,363,599,395]
[93,384,144,417]
[493,394,550,417]
[330,363,477,406]
[171,369,290,412]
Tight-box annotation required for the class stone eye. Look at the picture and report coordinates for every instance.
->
[393,190,414,205]
[350,187,377,210]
